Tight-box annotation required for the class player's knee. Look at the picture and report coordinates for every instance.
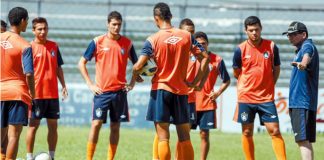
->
[200,130,209,141]
[110,123,120,133]
[242,130,253,137]
[269,128,281,137]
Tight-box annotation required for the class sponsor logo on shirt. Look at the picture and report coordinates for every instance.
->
[36,53,42,57]
[209,64,213,71]
[244,54,251,59]
[102,48,110,52]
[164,36,183,45]
[0,41,13,49]
[190,54,196,62]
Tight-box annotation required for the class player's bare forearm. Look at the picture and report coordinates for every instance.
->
[273,65,280,84]
[192,52,209,86]
[57,67,66,88]
[196,68,210,90]
[26,73,35,99]
[291,54,311,70]
[78,57,93,86]
[233,68,241,79]
[133,55,149,75]
[218,80,230,96]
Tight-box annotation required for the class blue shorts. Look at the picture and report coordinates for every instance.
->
[191,110,217,130]
[31,99,60,119]
[1,101,28,128]
[93,90,129,123]
[289,108,316,143]
[146,89,189,125]
[235,102,279,125]
[170,102,196,124]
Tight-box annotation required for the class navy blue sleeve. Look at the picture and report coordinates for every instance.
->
[273,44,281,66]
[129,45,138,64]
[83,40,96,61]
[218,60,230,83]
[302,43,314,58]
[191,35,205,52]
[141,40,153,56]
[22,47,34,74]
[232,47,242,69]
[57,47,64,66]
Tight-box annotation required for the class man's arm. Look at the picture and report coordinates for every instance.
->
[232,47,242,79]
[273,65,280,85]
[291,52,312,70]
[22,47,35,99]
[272,44,281,84]
[209,60,231,100]
[56,47,68,100]
[78,57,102,95]
[57,67,68,100]
[133,55,150,76]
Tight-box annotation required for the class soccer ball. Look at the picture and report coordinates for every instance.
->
[34,152,52,160]
[140,60,157,76]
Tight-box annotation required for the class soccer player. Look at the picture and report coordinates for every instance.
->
[192,31,230,160]
[78,11,140,160]
[1,7,35,160]
[1,20,7,33]
[133,3,209,160]
[151,18,205,160]
[25,17,68,160]
[232,16,286,160]
[283,21,319,160]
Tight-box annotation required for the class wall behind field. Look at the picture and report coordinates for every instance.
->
[57,84,324,133]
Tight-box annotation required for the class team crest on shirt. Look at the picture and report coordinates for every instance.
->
[208,64,213,71]
[95,108,102,118]
[121,48,125,55]
[263,52,269,59]
[190,54,196,62]
[164,36,183,45]
[50,50,55,57]
[241,112,248,122]
[0,41,13,49]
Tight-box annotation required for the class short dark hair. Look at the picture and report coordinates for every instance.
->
[108,11,122,23]
[8,7,28,26]
[244,16,262,29]
[32,17,48,29]
[194,31,209,44]
[179,18,194,28]
[1,20,7,28]
[153,2,172,21]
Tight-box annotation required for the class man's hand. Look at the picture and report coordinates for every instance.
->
[61,87,68,101]
[208,91,220,101]
[124,83,134,92]
[89,84,103,95]
[291,62,306,70]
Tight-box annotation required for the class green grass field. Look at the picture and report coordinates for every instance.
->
[15,126,324,160]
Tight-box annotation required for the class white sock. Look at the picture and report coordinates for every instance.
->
[26,153,33,160]
[49,151,55,159]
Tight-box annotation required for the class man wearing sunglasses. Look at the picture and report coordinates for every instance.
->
[283,21,319,160]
